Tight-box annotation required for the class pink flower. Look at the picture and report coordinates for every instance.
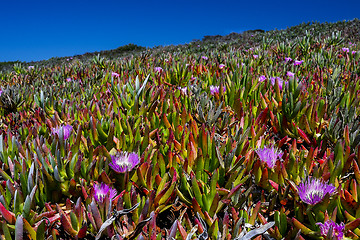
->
[287,71,295,78]
[28,66,34,70]
[93,183,117,203]
[112,72,120,77]
[342,47,349,53]
[316,220,345,240]
[285,57,292,62]
[219,64,226,69]
[294,60,303,66]
[256,145,283,168]
[253,55,258,59]
[154,67,163,73]
[270,77,284,91]
[52,125,73,140]
[178,87,187,95]
[210,85,226,95]
[298,178,336,205]
[259,75,266,82]
[201,56,208,60]
[352,51,357,55]
[66,78,72,82]
[109,151,140,173]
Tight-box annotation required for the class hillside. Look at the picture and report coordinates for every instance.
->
[0,19,359,239]
[1,19,359,72]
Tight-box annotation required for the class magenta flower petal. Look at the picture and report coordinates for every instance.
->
[259,75,266,82]
[112,72,120,77]
[201,56,208,60]
[109,151,140,173]
[287,71,295,78]
[255,145,283,168]
[294,60,303,66]
[154,67,163,73]
[93,183,117,203]
[219,64,226,69]
[285,57,292,62]
[210,85,220,95]
[342,47,349,53]
[298,178,336,205]
[52,124,73,140]
[270,77,284,91]
[178,87,187,95]
[316,220,345,240]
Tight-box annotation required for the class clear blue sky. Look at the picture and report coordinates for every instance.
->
[1,0,359,62]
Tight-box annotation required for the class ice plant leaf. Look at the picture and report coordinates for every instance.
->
[0,202,16,224]
[236,222,275,240]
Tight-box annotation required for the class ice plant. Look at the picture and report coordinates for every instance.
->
[201,56,208,60]
[287,71,295,78]
[66,78,72,82]
[253,55,258,59]
[294,60,303,65]
[109,151,140,173]
[259,75,266,82]
[210,85,225,95]
[93,183,117,203]
[178,87,187,95]
[270,77,284,90]
[285,57,292,62]
[316,220,345,240]
[298,178,336,205]
[342,47,349,53]
[154,67,163,73]
[52,124,73,140]
[255,145,283,168]
[219,64,225,69]
[112,72,120,77]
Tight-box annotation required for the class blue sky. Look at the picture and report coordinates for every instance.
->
[1,0,359,62]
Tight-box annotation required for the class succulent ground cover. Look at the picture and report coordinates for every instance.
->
[0,19,360,239]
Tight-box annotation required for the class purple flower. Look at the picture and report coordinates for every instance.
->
[0,89,2,96]
[109,151,140,173]
[52,125,73,140]
[28,66,34,70]
[352,51,357,55]
[255,145,283,168]
[270,77,284,91]
[154,67,163,73]
[253,55,258,59]
[285,57,292,62]
[178,87,187,95]
[201,56,208,60]
[219,64,226,69]
[66,78,72,82]
[294,60,303,66]
[210,85,225,95]
[112,72,120,77]
[298,178,336,205]
[287,71,295,78]
[342,47,350,53]
[93,183,117,203]
[259,75,266,82]
[316,220,345,240]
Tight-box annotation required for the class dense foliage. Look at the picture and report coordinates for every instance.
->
[0,19,360,239]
